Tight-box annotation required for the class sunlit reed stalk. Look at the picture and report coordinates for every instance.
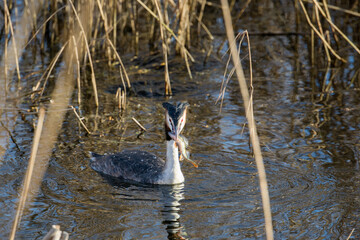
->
[216,31,247,111]
[321,0,340,45]
[8,3,93,238]
[30,41,68,100]
[70,105,91,134]
[153,0,172,95]
[38,41,69,99]
[220,0,274,239]
[136,0,195,63]
[96,0,112,65]
[197,0,207,41]
[346,228,355,240]
[132,117,147,132]
[3,0,21,81]
[24,5,67,49]
[72,36,82,105]
[298,0,346,63]
[9,108,46,240]
[106,38,131,89]
[311,0,360,55]
[116,88,126,110]
[302,0,360,17]
[68,0,99,107]
[0,0,45,162]
[314,5,331,63]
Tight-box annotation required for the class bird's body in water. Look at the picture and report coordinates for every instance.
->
[90,102,196,185]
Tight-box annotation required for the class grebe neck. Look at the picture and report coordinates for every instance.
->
[158,140,184,184]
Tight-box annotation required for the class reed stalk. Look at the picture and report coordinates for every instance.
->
[106,38,131,89]
[3,0,21,81]
[10,108,46,240]
[311,0,360,55]
[220,0,274,239]
[68,0,99,106]
[0,0,45,161]
[299,0,345,63]
[7,2,94,238]
[153,0,172,95]
[136,0,195,62]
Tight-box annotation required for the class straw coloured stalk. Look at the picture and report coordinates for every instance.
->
[10,108,46,240]
[220,0,274,239]
[8,1,94,238]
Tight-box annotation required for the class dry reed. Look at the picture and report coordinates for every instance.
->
[298,0,360,64]
[7,1,93,238]
[132,117,147,132]
[220,0,274,239]
[10,108,45,240]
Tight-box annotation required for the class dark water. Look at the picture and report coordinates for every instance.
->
[1,2,360,239]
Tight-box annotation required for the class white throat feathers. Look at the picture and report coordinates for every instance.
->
[158,140,184,184]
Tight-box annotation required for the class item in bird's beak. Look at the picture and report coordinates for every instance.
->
[176,136,198,168]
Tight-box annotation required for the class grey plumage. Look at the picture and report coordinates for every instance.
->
[90,150,165,184]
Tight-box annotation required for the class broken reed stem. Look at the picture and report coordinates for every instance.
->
[24,5,66,49]
[314,5,331,63]
[298,0,346,62]
[311,0,360,55]
[115,88,126,110]
[68,0,99,106]
[216,32,246,111]
[31,42,68,100]
[4,0,21,81]
[70,105,91,134]
[4,0,9,82]
[346,228,355,240]
[38,41,69,99]
[136,0,195,62]
[220,0,274,239]
[116,88,121,109]
[106,38,131,89]
[197,0,207,40]
[302,0,360,17]
[322,0,340,45]
[0,120,21,152]
[195,15,214,40]
[72,36,82,105]
[10,108,46,240]
[95,0,112,65]
[132,117,147,131]
[153,0,172,95]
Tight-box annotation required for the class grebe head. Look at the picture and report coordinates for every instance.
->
[163,102,189,141]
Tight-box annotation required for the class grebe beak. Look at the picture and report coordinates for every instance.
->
[168,129,178,142]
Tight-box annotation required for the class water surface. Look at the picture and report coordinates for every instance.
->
[1,2,360,239]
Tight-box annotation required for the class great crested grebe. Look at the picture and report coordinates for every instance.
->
[90,102,196,185]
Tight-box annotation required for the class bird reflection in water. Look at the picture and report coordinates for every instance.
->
[160,183,188,240]
[98,175,189,239]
